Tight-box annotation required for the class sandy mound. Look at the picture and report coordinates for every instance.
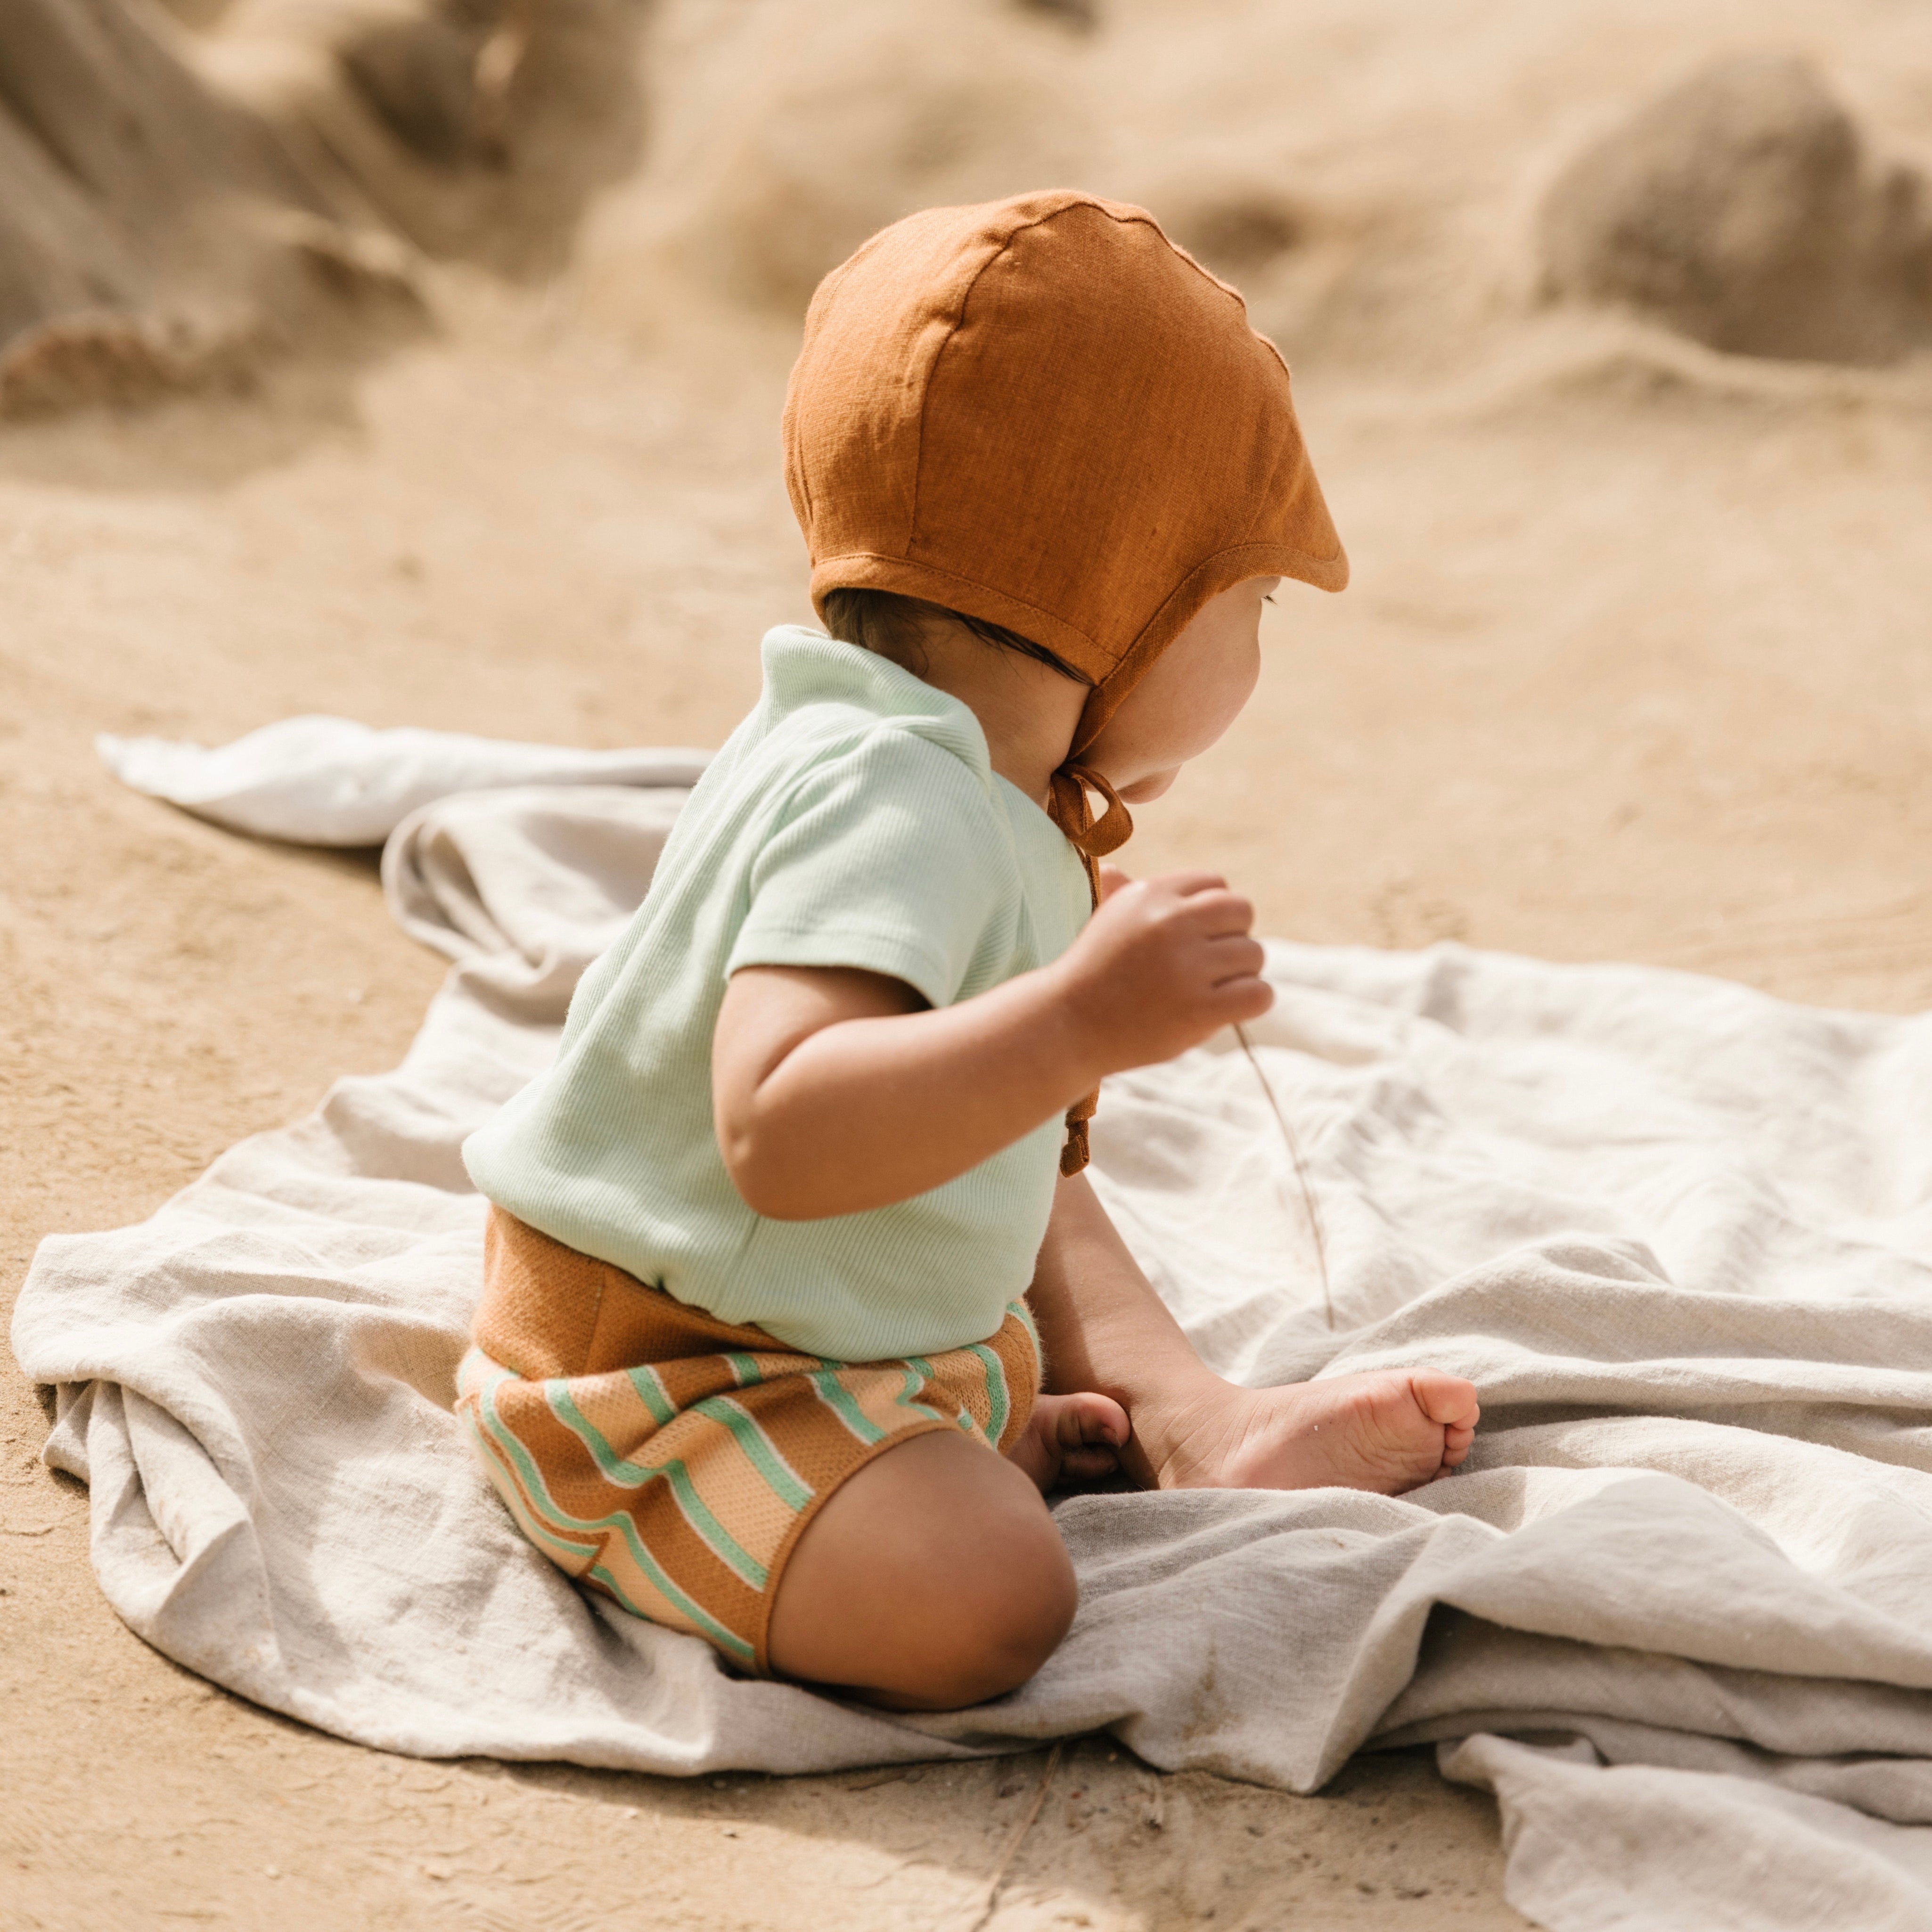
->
[1538,53,1932,364]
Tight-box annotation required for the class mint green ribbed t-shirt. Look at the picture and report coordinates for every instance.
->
[461,625,1093,1362]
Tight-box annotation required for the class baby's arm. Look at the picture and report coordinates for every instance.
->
[718,868,1481,1498]
[712,871,1271,1220]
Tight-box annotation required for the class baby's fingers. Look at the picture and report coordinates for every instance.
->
[1206,934,1267,984]
[1179,887,1257,938]
[1207,972,1275,1025]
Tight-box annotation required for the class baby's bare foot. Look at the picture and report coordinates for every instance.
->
[1008,1391,1130,1492]
[1148,1369,1480,1497]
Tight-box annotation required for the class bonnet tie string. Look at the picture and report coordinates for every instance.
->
[1046,761,1133,868]
[1045,762,1133,1176]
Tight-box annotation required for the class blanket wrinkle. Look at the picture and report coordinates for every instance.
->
[15,720,1932,1929]
[1381,1615,1932,1768]
[1441,1734,1932,1932]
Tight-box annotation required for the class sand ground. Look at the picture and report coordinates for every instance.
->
[7,1,1932,1925]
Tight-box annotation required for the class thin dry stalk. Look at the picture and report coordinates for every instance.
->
[1235,1022,1334,1329]
[964,1743,1064,1932]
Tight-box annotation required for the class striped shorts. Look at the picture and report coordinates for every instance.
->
[456,1207,1040,1674]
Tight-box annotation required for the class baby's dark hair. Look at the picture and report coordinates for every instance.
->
[820,588,1091,686]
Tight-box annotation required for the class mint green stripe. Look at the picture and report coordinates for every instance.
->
[692,1394,815,1510]
[466,1369,753,1660]
[584,1557,755,1665]
[894,1358,954,1431]
[812,1367,950,1441]
[468,1369,593,1543]
[465,1404,606,1574]
[965,1343,1009,1446]
[660,1465,768,1590]
[808,1369,891,1445]
[899,1359,954,1430]
[545,1385,768,1590]
[544,1381,657,1485]
[626,1363,677,1427]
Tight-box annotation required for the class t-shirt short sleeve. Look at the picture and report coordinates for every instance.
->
[724,725,1012,1010]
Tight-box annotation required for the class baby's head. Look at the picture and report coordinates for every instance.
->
[783,190,1345,849]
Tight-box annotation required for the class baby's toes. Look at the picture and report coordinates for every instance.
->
[1055,1392,1130,1449]
[1411,1371,1481,1432]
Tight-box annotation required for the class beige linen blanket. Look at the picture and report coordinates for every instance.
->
[16,719,1932,1931]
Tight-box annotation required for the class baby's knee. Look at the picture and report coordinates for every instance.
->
[767,1432,1078,1707]
[915,1521,1077,1707]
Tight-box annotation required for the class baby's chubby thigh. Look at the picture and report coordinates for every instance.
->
[765,1429,1074,1711]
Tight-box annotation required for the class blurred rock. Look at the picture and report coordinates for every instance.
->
[338,1,494,166]
[1539,54,1932,364]
[0,0,424,410]
[205,0,645,276]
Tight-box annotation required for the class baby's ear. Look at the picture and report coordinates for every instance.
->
[1097,863,1133,901]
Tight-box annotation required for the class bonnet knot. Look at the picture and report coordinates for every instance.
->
[1060,1088,1097,1177]
[1047,762,1133,860]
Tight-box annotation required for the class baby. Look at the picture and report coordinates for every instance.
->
[457,191,1480,1712]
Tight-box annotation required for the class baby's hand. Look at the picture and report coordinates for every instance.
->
[1055,869,1272,1074]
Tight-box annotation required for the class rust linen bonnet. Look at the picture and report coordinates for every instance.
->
[781,188,1348,1169]
[782,187,1348,846]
